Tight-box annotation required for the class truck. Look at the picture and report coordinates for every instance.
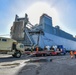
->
[0,37,25,58]
[57,45,66,55]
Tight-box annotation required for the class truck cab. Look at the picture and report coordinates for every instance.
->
[50,45,66,55]
[0,37,24,58]
[57,45,66,55]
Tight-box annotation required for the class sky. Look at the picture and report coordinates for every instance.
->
[0,0,76,37]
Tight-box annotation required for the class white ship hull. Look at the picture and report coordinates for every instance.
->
[32,32,76,51]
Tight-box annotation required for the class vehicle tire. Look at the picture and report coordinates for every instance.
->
[44,54,47,56]
[43,54,47,56]
[36,54,38,57]
[15,51,21,58]
[50,53,52,56]
[63,53,66,55]
[12,54,16,57]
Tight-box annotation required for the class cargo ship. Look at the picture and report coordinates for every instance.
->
[10,13,76,51]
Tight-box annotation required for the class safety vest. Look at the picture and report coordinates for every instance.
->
[70,51,74,56]
[74,51,76,54]
[36,47,39,52]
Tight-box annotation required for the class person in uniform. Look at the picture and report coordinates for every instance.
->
[70,51,74,59]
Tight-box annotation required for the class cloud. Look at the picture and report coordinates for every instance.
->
[0,0,76,37]
[0,0,34,36]
[0,0,61,37]
[0,0,60,35]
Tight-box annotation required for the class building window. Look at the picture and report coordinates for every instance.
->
[2,39,7,42]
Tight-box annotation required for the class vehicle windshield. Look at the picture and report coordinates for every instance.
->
[20,44,24,48]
